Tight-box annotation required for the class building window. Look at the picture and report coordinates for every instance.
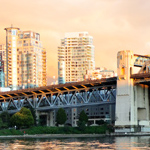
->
[12,30,16,36]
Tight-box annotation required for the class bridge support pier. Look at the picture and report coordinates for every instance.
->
[35,110,55,126]
[135,85,150,131]
[49,110,55,126]
[35,110,39,125]
[71,108,77,127]
[115,50,135,131]
[115,50,150,132]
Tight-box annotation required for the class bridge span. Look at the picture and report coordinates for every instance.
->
[0,77,116,126]
[2,50,150,130]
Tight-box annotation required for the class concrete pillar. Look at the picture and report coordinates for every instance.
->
[33,95,37,109]
[115,50,150,132]
[115,50,135,127]
[35,110,40,125]
[84,90,88,103]
[136,85,150,126]
[72,108,77,127]
[35,110,55,126]
[50,111,54,126]
[46,113,49,126]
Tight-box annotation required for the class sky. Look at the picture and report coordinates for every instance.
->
[0,0,150,85]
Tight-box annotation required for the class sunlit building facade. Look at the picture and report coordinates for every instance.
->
[58,32,95,84]
[85,67,116,80]
[5,26,47,90]
[0,44,6,87]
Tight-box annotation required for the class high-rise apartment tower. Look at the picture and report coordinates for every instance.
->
[5,26,47,90]
[58,32,95,84]
[0,44,6,87]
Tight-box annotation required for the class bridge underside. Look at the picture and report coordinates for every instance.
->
[131,73,150,85]
[0,78,116,127]
[0,78,116,114]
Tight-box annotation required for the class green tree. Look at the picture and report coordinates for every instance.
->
[0,111,10,128]
[79,110,88,123]
[24,106,37,126]
[10,107,34,128]
[29,107,37,126]
[0,111,10,123]
[56,108,67,125]
[0,118,3,129]
[78,110,88,131]
[10,112,24,128]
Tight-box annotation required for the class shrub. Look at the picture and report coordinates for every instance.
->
[97,120,105,125]
[78,121,86,132]
[0,129,23,135]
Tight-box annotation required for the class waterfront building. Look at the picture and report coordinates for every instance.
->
[42,99,115,127]
[58,32,95,84]
[63,104,115,127]
[4,26,47,90]
[85,67,116,80]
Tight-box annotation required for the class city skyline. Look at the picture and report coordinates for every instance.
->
[0,0,150,84]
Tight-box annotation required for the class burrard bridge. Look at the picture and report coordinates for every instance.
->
[0,78,116,126]
[1,50,150,130]
[0,78,116,113]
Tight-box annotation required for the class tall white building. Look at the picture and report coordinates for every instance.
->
[0,44,6,87]
[58,32,95,84]
[4,26,47,90]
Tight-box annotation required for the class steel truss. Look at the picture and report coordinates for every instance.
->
[0,85,116,113]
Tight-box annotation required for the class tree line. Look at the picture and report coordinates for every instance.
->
[0,107,107,130]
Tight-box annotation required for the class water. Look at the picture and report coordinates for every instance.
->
[0,136,150,150]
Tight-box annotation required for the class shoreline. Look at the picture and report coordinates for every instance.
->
[0,132,150,139]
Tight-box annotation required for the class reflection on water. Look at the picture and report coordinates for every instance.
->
[0,136,150,150]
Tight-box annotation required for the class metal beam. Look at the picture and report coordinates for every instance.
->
[0,78,116,112]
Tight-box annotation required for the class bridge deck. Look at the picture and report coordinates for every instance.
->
[0,77,117,100]
[131,73,150,85]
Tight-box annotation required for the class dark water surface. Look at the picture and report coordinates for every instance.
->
[0,136,150,150]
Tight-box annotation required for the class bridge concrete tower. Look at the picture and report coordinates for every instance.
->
[115,50,150,132]
[115,50,135,128]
